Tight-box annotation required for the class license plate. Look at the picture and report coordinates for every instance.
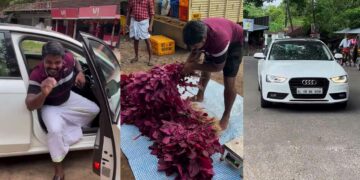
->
[296,88,323,94]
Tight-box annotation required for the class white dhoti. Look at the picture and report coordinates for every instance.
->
[41,91,100,162]
[129,17,150,40]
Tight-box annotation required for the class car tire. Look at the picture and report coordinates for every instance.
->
[260,87,271,108]
[337,101,347,109]
[258,77,261,91]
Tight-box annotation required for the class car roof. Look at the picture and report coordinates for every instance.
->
[273,38,324,43]
[0,23,82,47]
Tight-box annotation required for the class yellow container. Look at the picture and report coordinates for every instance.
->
[150,35,175,56]
[191,13,201,20]
[120,15,127,27]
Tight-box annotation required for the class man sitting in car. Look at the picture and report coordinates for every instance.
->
[25,41,100,180]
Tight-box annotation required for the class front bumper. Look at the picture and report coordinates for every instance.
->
[262,78,349,104]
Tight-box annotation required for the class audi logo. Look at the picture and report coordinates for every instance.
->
[302,80,317,85]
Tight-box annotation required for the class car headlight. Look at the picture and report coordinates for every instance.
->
[330,75,348,83]
[266,75,287,83]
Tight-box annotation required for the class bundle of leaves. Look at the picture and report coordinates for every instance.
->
[121,63,223,180]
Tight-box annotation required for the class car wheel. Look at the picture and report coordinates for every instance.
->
[258,77,261,91]
[260,86,271,108]
[337,101,347,109]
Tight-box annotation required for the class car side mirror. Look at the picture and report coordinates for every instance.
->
[254,52,266,59]
[334,53,343,59]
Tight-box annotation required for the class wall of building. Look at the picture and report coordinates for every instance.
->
[15,12,51,27]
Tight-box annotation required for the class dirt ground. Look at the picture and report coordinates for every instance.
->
[0,150,97,180]
[118,40,243,180]
[117,40,243,95]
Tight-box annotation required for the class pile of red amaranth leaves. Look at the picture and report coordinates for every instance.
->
[121,63,223,180]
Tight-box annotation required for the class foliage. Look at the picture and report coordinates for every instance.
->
[243,3,266,18]
[0,0,12,8]
[0,0,36,8]
[121,63,223,180]
[342,7,360,29]
[267,5,286,32]
[245,0,275,7]
[245,0,360,37]
[245,2,305,32]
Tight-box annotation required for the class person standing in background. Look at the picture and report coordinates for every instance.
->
[351,35,358,66]
[35,18,45,29]
[339,34,351,66]
[266,34,272,48]
[126,0,155,66]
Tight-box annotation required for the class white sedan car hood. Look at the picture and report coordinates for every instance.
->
[263,60,347,78]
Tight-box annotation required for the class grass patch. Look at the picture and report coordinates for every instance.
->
[21,40,45,54]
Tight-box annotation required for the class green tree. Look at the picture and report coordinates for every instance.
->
[0,0,37,9]
[244,1,305,32]
[245,0,275,7]
[244,3,266,18]
[342,7,360,29]
[0,0,12,8]
[301,0,360,37]
[267,5,286,32]
[245,0,360,38]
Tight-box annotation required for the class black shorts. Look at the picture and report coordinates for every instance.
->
[204,42,243,77]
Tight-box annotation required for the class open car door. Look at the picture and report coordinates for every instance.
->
[0,30,32,153]
[78,32,120,180]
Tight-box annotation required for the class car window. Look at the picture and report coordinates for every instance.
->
[0,32,21,77]
[88,39,120,123]
[21,40,44,55]
[269,41,332,61]
[20,39,88,72]
[20,40,45,72]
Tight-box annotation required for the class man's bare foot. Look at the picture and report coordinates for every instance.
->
[187,94,204,102]
[130,57,138,63]
[219,114,230,130]
[53,175,65,180]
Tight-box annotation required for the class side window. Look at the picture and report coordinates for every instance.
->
[20,39,88,72]
[0,32,21,77]
[87,39,120,123]
[21,40,44,55]
[67,49,87,65]
[20,40,45,72]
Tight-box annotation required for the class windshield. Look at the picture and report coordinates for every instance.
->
[88,39,120,122]
[269,41,333,61]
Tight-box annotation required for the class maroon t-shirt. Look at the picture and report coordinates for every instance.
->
[202,18,243,58]
[28,52,77,106]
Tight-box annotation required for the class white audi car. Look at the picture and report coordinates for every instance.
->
[254,38,349,108]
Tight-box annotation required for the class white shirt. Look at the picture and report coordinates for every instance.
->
[339,38,351,48]
[35,22,45,29]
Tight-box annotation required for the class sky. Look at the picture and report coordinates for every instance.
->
[263,0,283,7]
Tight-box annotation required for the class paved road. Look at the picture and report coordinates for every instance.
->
[244,56,360,180]
[0,150,98,180]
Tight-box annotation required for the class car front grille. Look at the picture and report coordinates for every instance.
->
[289,78,329,99]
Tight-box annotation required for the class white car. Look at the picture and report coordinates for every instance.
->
[254,38,349,108]
[0,24,119,179]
